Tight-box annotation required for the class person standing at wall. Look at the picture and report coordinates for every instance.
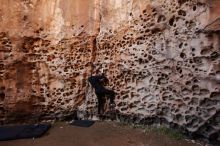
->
[88,72,115,116]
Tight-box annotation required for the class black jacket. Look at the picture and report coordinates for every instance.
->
[88,75,107,94]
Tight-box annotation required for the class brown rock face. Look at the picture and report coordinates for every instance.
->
[0,0,219,143]
[0,0,100,123]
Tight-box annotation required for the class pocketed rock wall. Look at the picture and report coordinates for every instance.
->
[0,0,100,123]
[0,0,219,143]
[93,0,220,142]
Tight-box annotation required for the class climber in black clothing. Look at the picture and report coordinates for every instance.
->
[88,74,115,115]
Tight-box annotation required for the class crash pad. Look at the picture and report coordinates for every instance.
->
[71,120,95,127]
[0,124,51,141]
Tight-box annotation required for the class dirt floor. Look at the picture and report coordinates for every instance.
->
[0,121,209,146]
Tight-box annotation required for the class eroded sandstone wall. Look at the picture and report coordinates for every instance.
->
[0,0,219,143]
[91,0,220,141]
[0,0,100,123]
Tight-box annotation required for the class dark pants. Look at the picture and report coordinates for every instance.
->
[96,89,115,114]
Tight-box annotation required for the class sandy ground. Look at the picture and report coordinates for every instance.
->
[0,121,208,146]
